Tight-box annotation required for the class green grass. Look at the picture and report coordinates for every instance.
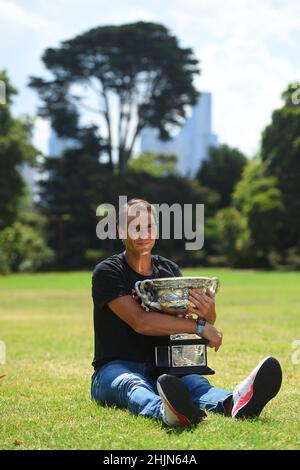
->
[0,268,299,450]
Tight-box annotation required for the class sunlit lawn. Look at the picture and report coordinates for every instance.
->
[0,268,299,449]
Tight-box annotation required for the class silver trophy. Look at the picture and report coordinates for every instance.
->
[135,277,220,376]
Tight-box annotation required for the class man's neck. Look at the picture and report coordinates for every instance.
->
[124,250,153,276]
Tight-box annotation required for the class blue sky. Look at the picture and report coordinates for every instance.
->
[1,0,300,156]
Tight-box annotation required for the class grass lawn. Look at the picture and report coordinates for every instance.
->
[0,268,299,450]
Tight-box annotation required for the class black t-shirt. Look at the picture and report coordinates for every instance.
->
[92,251,182,370]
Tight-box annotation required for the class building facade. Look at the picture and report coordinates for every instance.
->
[140,92,218,176]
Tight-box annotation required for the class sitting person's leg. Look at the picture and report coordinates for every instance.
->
[92,361,206,426]
[181,374,232,415]
[91,360,162,419]
[182,356,282,419]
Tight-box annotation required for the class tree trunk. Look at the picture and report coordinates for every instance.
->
[107,144,114,172]
[118,147,128,175]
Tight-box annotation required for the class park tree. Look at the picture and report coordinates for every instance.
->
[39,127,107,269]
[0,71,38,230]
[214,158,284,268]
[261,83,300,249]
[215,207,251,267]
[129,151,178,177]
[197,144,247,208]
[29,22,200,174]
[0,71,54,273]
[233,157,284,265]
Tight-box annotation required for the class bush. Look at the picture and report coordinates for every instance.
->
[269,247,300,271]
[215,207,253,267]
[0,222,54,273]
[0,247,10,274]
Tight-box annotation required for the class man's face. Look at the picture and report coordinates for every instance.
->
[119,206,157,255]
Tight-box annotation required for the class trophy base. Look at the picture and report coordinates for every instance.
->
[156,365,215,377]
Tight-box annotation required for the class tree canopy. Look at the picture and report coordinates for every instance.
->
[233,158,284,262]
[129,151,178,177]
[0,70,38,230]
[29,21,200,173]
[261,84,300,249]
[197,144,247,208]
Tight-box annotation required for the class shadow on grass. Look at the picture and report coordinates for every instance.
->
[161,414,280,433]
[160,418,210,435]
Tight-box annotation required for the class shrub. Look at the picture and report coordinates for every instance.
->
[0,222,54,273]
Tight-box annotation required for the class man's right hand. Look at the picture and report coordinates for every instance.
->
[202,323,223,352]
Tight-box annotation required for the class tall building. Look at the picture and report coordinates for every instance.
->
[140,92,218,176]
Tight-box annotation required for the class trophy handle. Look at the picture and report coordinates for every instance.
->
[209,277,220,294]
[134,280,161,311]
[134,281,152,305]
[134,280,145,300]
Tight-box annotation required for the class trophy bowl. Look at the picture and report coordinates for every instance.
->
[135,276,220,316]
[134,276,221,376]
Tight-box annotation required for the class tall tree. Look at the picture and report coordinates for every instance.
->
[197,144,247,208]
[0,71,37,230]
[233,157,284,265]
[29,22,200,174]
[39,127,106,269]
[261,84,300,249]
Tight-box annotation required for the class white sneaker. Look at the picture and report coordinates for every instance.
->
[157,374,206,427]
[232,356,282,419]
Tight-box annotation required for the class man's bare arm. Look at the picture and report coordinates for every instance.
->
[108,295,197,335]
[107,295,223,351]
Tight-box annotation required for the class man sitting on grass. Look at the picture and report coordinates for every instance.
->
[91,198,282,427]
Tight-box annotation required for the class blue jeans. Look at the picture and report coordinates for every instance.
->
[91,360,232,420]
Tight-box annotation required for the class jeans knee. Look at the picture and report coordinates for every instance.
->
[181,374,212,394]
[113,373,151,395]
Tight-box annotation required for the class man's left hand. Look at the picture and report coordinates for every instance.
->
[187,288,216,325]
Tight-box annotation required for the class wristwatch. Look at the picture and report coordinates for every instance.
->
[196,317,206,336]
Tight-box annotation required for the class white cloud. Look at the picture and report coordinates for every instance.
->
[165,0,300,155]
[167,0,300,42]
[0,0,60,34]
[199,38,298,155]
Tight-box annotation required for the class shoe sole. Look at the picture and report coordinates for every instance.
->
[157,374,205,426]
[233,357,282,419]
